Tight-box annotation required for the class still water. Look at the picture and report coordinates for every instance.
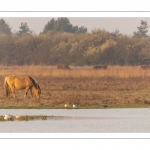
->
[0,108,150,133]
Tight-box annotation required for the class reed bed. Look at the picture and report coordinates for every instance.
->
[0,65,150,108]
[0,65,149,78]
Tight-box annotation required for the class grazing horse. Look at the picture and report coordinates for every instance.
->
[57,64,71,70]
[141,65,150,70]
[93,65,107,70]
[4,75,41,98]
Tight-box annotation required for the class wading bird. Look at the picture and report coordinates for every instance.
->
[4,114,11,120]
[73,104,77,108]
[15,115,20,119]
[64,104,70,107]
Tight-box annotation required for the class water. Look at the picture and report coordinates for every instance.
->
[0,108,150,133]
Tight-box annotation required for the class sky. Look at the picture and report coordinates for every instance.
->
[1,17,150,36]
[1,1,150,36]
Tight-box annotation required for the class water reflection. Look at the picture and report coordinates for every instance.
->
[0,108,150,132]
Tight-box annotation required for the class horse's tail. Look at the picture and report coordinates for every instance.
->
[4,77,10,96]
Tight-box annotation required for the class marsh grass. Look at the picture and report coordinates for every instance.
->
[0,115,74,121]
[0,115,48,121]
[0,65,147,78]
[1,65,150,108]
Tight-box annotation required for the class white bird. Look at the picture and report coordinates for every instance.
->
[15,115,20,119]
[64,104,70,107]
[4,114,11,120]
[73,104,77,108]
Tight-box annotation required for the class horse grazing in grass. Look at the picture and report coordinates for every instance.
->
[4,75,41,98]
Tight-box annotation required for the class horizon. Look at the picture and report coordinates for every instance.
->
[1,17,150,36]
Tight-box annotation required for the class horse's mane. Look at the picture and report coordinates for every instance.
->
[28,76,40,90]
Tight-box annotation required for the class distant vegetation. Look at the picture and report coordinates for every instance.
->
[0,18,150,66]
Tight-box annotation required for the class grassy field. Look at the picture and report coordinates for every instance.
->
[1,65,150,108]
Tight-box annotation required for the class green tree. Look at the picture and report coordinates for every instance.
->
[77,26,87,33]
[42,17,87,34]
[54,17,72,32]
[133,20,149,38]
[111,29,120,37]
[42,18,55,33]
[0,19,12,35]
[17,22,32,35]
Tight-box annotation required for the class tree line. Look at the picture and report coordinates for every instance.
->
[0,18,150,66]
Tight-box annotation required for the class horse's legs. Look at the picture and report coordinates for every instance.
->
[24,87,29,98]
[30,88,33,97]
[10,87,16,98]
[24,87,32,98]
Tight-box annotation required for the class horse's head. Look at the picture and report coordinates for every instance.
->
[33,84,41,98]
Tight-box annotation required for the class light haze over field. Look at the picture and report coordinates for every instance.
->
[1,17,150,36]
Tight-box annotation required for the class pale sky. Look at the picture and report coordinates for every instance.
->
[2,17,150,36]
[1,0,150,36]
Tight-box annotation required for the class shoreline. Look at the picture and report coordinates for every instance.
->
[0,104,150,109]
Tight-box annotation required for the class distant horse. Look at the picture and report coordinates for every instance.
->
[93,65,107,70]
[4,75,41,98]
[141,65,150,70]
[57,64,71,70]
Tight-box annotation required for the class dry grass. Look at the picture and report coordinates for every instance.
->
[0,65,149,78]
[0,65,150,108]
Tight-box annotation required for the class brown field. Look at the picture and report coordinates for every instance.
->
[1,65,150,108]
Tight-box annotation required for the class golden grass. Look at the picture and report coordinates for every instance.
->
[0,65,150,108]
[0,65,149,78]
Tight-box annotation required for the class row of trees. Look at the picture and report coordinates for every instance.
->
[0,18,87,35]
[0,18,150,66]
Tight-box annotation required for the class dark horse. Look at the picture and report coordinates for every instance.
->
[4,75,41,98]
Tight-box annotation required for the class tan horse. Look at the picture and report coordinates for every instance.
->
[4,75,41,98]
